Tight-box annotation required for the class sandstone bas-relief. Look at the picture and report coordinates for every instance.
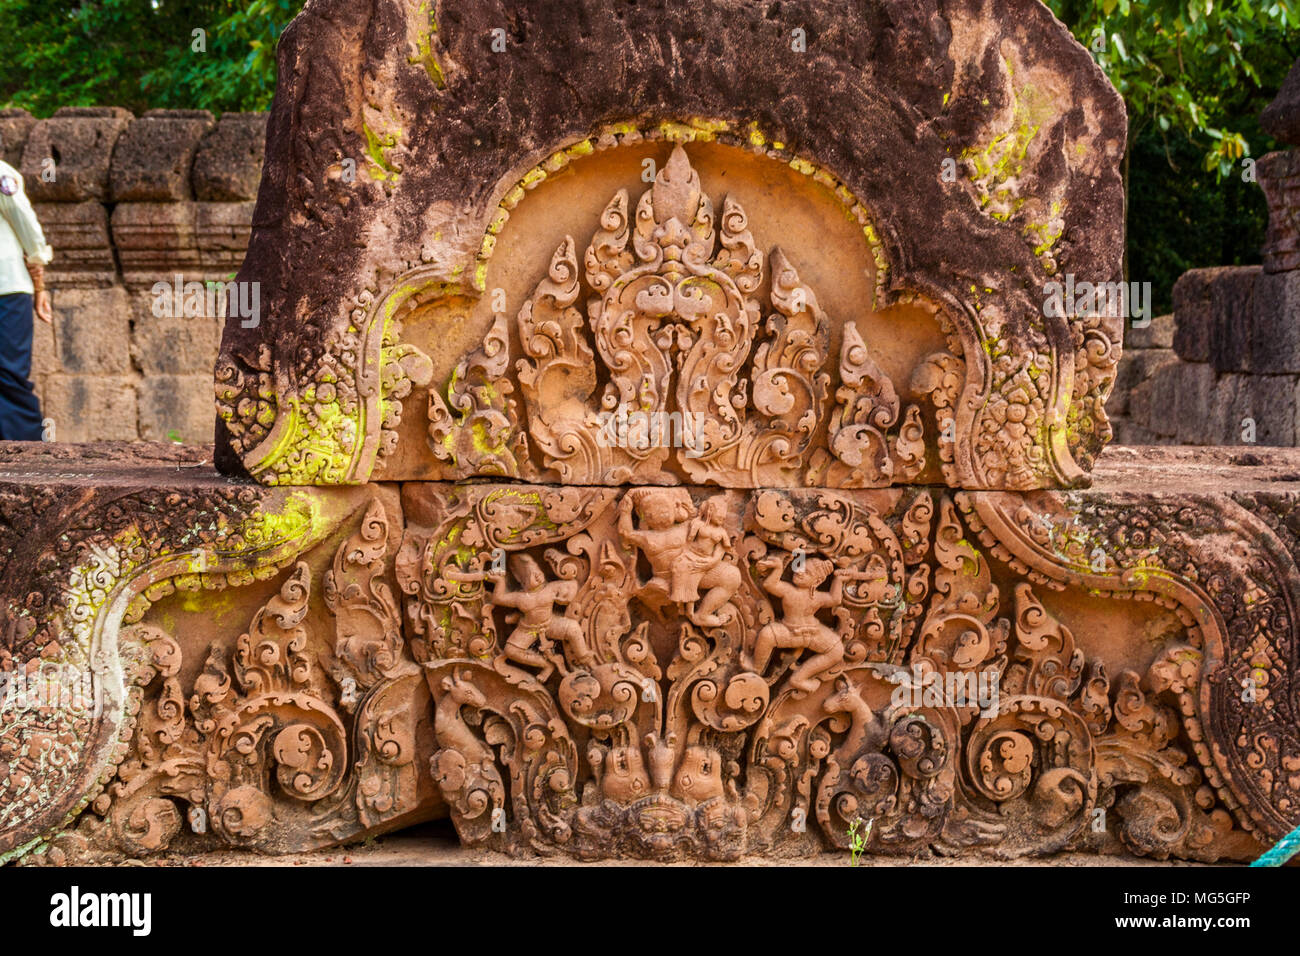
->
[215,0,1126,490]
[424,145,932,489]
[0,470,441,864]
[7,451,1295,864]
[6,0,1297,867]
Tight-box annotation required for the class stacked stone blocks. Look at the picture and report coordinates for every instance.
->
[0,106,265,442]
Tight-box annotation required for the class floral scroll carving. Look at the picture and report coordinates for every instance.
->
[15,496,438,864]
[429,146,927,489]
[394,482,1280,862]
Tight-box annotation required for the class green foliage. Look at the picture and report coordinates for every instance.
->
[1045,0,1296,176]
[847,818,871,866]
[1128,124,1269,313]
[0,0,305,116]
[1045,0,1296,307]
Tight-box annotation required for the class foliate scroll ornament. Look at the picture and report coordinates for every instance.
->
[809,322,925,487]
[14,495,436,863]
[322,497,432,830]
[190,563,349,843]
[961,490,1300,855]
[396,481,1263,861]
[428,313,528,478]
[21,566,352,860]
[220,290,434,485]
[449,145,921,488]
[0,484,348,865]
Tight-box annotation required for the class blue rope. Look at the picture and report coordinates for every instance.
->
[1252,822,1300,867]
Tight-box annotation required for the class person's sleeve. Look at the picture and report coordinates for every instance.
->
[0,178,53,266]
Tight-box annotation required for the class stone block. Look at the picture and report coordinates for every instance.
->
[0,107,36,168]
[21,107,132,202]
[196,201,255,274]
[1172,361,1217,444]
[1250,269,1300,374]
[0,447,1293,864]
[110,202,201,290]
[1135,363,1182,437]
[1111,348,1178,417]
[1235,374,1300,446]
[1108,418,1164,445]
[1123,312,1174,350]
[1207,266,1259,373]
[29,311,57,380]
[214,0,1129,490]
[32,201,116,287]
[136,374,218,442]
[1172,269,1216,364]
[50,287,132,374]
[192,112,267,202]
[109,109,214,202]
[1171,266,1261,370]
[131,288,222,375]
[40,374,137,441]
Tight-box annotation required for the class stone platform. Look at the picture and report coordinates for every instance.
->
[1,442,1297,864]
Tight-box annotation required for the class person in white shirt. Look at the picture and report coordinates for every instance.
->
[0,155,52,440]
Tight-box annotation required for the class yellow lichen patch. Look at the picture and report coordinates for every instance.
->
[657,118,730,142]
[364,122,402,183]
[407,1,446,89]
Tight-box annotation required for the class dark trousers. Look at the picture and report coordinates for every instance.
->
[0,293,43,441]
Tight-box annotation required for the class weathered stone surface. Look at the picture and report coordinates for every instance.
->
[196,201,255,273]
[216,0,1126,490]
[40,375,137,442]
[29,310,57,383]
[1262,57,1300,147]
[131,289,222,376]
[32,201,116,287]
[1234,373,1300,445]
[192,112,268,202]
[1209,266,1260,373]
[0,452,441,862]
[1251,269,1300,373]
[1111,347,1178,416]
[1123,312,1174,350]
[50,287,132,374]
[1172,362,1222,444]
[21,107,132,202]
[1259,149,1300,275]
[1126,377,1167,437]
[1172,266,1261,365]
[12,1,1300,873]
[110,202,201,290]
[1108,418,1162,445]
[0,107,36,168]
[136,374,221,443]
[109,109,214,202]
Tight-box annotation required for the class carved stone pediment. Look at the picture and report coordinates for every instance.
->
[214,0,1127,490]
[430,146,924,488]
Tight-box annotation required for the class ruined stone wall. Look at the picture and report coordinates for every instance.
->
[1111,260,1300,446]
[0,107,266,443]
[1110,63,1300,447]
